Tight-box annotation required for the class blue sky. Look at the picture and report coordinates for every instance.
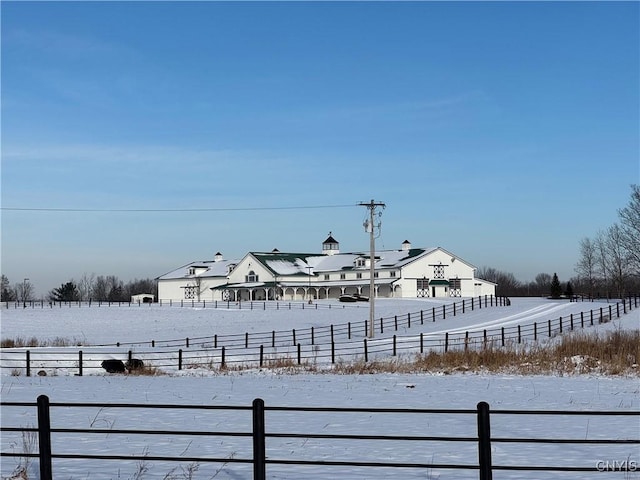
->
[1,1,638,297]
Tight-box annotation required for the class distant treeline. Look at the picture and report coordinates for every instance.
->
[1,274,157,303]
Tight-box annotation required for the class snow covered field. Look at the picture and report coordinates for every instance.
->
[1,297,639,479]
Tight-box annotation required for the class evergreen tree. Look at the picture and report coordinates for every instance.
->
[550,273,562,299]
[1,275,16,301]
[49,281,80,302]
[565,282,574,299]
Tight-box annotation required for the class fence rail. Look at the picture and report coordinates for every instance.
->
[1,395,638,480]
[2,296,637,376]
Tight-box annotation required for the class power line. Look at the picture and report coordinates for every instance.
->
[1,204,358,213]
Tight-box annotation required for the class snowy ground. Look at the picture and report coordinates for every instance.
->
[1,297,638,479]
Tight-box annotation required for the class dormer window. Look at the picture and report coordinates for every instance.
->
[356,258,366,268]
[188,267,196,275]
[245,270,259,283]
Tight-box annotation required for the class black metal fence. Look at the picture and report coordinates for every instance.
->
[1,396,638,479]
[2,296,637,376]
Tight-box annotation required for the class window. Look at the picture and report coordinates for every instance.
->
[324,274,330,281]
[433,265,445,279]
[184,286,196,299]
[417,278,429,289]
[356,258,366,267]
[356,273,362,279]
[449,278,461,289]
[374,272,379,278]
[340,273,346,280]
[188,267,195,275]
[390,271,397,277]
[245,270,258,283]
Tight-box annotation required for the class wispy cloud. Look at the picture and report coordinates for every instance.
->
[5,27,134,60]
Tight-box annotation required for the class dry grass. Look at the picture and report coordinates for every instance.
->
[329,330,639,376]
[4,329,638,377]
[409,329,639,376]
[1,336,82,348]
[126,365,163,376]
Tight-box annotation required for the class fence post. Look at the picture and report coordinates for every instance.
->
[252,398,266,480]
[297,343,301,365]
[348,322,351,339]
[445,332,449,353]
[442,305,446,320]
[37,394,53,480]
[364,338,368,362]
[331,342,335,363]
[501,327,505,347]
[311,327,315,345]
[245,332,249,349]
[393,335,397,356]
[260,345,264,367]
[420,333,424,353]
[432,307,436,322]
[178,349,183,370]
[477,401,492,480]
[380,318,384,334]
[407,313,411,329]
[272,331,275,348]
[292,329,296,346]
[395,316,398,331]
[26,350,31,377]
[78,350,83,376]
[221,347,226,368]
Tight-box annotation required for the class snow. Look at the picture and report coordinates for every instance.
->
[1,297,638,479]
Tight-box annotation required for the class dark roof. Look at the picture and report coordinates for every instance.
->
[323,235,338,244]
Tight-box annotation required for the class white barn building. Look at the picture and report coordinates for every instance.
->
[156,235,496,302]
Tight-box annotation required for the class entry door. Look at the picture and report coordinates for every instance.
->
[432,287,436,297]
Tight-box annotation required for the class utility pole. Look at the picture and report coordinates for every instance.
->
[359,199,385,338]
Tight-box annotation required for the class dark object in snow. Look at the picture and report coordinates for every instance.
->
[339,295,358,303]
[125,358,144,371]
[339,294,369,303]
[101,359,126,373]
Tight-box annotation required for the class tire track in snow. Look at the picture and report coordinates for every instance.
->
[423,303,569,337]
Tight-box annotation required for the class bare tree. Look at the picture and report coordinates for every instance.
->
[77,273,96,302]
[618,184,640,276]
[575,237,598,297]
[594,230,610,297]
[533,273,551,296]
[604,223,629,298]
[476,266,521,296]
[15,279,35,303]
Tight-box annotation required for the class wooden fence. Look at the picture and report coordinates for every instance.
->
[1,396,638,480]
[1,296,638,376]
